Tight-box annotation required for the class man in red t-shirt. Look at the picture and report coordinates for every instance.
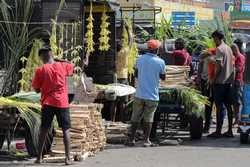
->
[172,38,192,66]
[32,48,74,165]
[231,44,245,125]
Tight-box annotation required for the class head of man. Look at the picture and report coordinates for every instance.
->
[175,38,185,50]
[211,30,224,47]
[231,43,240,57]
[234,38,243,53]
[147,39,161,54]
[38,47,53,64]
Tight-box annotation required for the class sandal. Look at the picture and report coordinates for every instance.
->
[65,160,73,165]
[207,132,222,138]
[222,131,234,138]
[124,140,136,147]
[143,141,158,147]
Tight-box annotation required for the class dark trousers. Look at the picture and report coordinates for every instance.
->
[213,84,233,132]
[201,80,225,131]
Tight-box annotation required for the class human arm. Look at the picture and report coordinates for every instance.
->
[135,68,138,78]
[61,62,75,76]
[134,58,139,79]
[124,21,133,48]
[159,60,166,81]
[213,49,224,80]
[54,58,71,63]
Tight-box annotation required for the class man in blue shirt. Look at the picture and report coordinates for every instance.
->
[128,40,166,147]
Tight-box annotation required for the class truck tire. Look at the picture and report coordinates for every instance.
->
[240,133,248,144]
[25,128,54,157]
[189,114,203,140]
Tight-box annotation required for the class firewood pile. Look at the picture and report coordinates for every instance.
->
[51,104,106,156]
[161,65,191,87]
[104,121,130,144]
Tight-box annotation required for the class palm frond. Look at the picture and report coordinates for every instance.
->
[0,0,42,96]
[0,93,41,155]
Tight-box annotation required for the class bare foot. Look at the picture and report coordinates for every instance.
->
[34,159,42,164]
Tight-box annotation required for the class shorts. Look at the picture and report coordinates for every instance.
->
[213,84,233,106]
[131,97,158,123]
[41,105,71,130]
[233,81,243,106]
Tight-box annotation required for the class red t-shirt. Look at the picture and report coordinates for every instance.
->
[32,62,74,108]
[172,49,191,66]
[207,48,216,81]
[235,53,245,84]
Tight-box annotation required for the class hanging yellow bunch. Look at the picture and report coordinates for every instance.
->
[128,42,138,76]
[18,55,28,91]
[50,19,63,58]
[99,6,110,51]
[85,2,95,55]
[121,24,128,48]
[19,39,44,91]
[126,19,138,77]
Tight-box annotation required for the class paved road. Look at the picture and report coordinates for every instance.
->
[1,131,250,167]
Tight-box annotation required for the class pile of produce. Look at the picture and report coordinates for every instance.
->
[159,86,209,118]
[52,104,106,156]
[161,65,191,87]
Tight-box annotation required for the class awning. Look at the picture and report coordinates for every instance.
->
[230,20,250,30]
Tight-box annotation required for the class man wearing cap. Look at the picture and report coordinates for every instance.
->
[32,48,74,165]
[127,39,166,147]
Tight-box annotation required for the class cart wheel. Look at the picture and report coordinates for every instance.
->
[0,130,5,149]
[189,114,203,140]
[25,127,54,157]
[240,133,249,144]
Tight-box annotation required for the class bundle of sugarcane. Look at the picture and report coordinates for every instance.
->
[104,121,130,144]
[161,65,191,87]
[52,103,106,156]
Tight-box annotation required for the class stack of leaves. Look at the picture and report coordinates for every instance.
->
[85,2,95,55]
[99,6,110,51]
[159,86,209,118]
[161,65,191,87]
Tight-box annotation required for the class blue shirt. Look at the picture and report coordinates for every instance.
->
[135,53,166,101]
